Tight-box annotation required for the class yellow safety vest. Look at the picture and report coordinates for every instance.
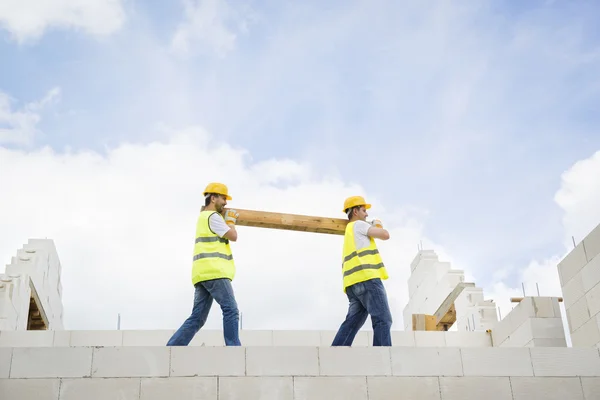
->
[341,221,388,292]
[191,211,235,285]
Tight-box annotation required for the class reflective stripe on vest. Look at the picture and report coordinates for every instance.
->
[191,211,235,285]
[341,221,388,292]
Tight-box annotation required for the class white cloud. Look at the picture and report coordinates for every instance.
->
[0,87,60,146]
[0,0,125,43]
[0,126,434,332]
[171,0,255,56]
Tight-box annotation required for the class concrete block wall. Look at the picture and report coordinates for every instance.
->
[455,287,499,331]
[0,239,64,330]
[1,346,600,399]
[491,297,566,347]
[0,329,494,348]
[559,222,600,348]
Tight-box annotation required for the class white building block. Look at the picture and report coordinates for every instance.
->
[10,347,93,378]
[246,347,318,376]
[293,376,368,400]
[140,377,217,400]
[272,330,321,346]
[53,331,71,346]
[319,330,369,347]
[583,223,600,263]
[460,348,533,376]
[571,316,600,348]
[558,241,588,286]
[490,314,512,346]
[318,347,391,376]
[0,378,60,400]
[439,377,513,400]
[390,347,462,376]
[530,318,566,340]
[367,377,441,400]
[503,321,533,347]
[531,297,558,318]
[219,377,293,400]
[530,348,600,376]
[122,330,175,346]
[445,332,491,347]
[562,271,585,309]
[567,296,591,332]
[170,347,245,377]
[390,331,415,347]
[414,332,446,347]
[586,280,600,317]
[0,348,11,378]
[581,377,600,400]
[524,338,567,347]
[189,330,224,346]
[91,347,170,378]
[0,330,54,347]
[582,254,600,293]
[69,330,123,347]
[59,378,140,400]
[239,330,273,346]
[509,377,584,400]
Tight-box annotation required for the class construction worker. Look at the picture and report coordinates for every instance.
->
[331,196,393,346]
[167,182,242,346]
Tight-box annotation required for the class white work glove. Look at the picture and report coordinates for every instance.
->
[370,219,383,228]
[224,209,239,226]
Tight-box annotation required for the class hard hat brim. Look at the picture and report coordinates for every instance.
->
[343,203,371,213]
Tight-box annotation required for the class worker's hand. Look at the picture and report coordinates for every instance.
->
[370,219,383,228]
[224,209,239,226]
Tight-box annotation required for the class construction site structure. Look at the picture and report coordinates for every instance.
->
[1,211,600,399]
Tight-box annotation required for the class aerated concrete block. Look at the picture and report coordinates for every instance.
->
[53,331,71,346]
[0,330,54,347]
[246,347,318,376]
[140,377,217,400]
[439,377,513,400]
[571,316,600,348]
[583,224,600,263]
[122,330,175,346]
[0,378,60,400]
[91,347,170,378]
[189,330,224,346]
[367,377,440,400]
[562,271,585,309]
[567,296,591,332]
[69,330,123,347]
[10,347,93,378]
[460,348,533,376]
[414,332,446,347]
[586,280,600,317]
[0,348,11,378]
[239,330,273,346]
[293,376,368,400]
[59,378,141,400]
[530,347,600,376]
[319,330,369,346]
[318,347,391,376]
[581,377,600,400]
[524,338,567,347]
[170,347,245,377]
[509,377,584,400]
[582,255,600,293]
[219,377,293,400]
[272,330,321,346]
[389,331,415,346]
[391,347,462,376]
[558,242,588,286]
[531,297,557,318]
[530,318,566,340]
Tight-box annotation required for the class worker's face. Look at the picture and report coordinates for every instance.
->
[214,194,227,213]
[355,206,368,221]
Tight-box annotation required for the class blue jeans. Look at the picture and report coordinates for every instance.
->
[332,278,393,346]
[167,278,241,346]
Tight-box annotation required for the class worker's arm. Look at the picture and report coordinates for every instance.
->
[367,219,390,240]
[222,210,239,242]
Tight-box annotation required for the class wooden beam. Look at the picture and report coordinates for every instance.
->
[412,314,437,331]
[223,208,348,235]
[433,282,476,331]
[510,297,563,303]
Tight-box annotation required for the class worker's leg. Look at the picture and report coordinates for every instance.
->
[166,282,213,346]
[331,283,369,346]
[204,278,241,346]
[363,279,393,346]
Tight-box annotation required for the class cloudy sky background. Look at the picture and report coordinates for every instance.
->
[1,0,599,333]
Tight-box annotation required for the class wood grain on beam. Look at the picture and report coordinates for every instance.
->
[224,208,349,235]
[433,282,475,331]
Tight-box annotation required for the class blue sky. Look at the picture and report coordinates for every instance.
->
[1,0,600,330]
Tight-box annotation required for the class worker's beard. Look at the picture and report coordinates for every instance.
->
[216,203,224,214]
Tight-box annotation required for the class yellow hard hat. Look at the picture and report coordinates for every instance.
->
[203,182,232,200]
[343,196,371,213]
